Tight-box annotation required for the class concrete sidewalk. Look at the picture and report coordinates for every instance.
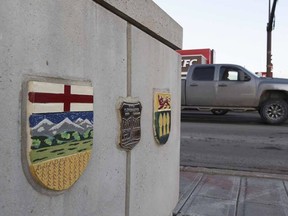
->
[173,168,288,216]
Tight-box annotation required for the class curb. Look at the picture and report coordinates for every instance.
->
[180,166,288,181]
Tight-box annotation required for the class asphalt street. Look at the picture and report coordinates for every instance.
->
[180,110,288,174]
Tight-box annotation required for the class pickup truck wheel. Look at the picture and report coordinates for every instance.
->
[260,99,288,124]
[211,109,229,115]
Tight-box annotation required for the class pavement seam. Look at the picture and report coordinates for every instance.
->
[280,182,288,216]
[283,182,288,216]
[174,174,204,216]
[194,194,237,201]
[234,177,242,216]
[235,177,247,216]
[283,181,288,198]
[180,166,288,181]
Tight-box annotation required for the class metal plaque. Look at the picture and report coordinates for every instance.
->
[119,99,142,150]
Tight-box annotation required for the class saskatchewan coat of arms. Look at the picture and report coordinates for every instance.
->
[153,91,171,144]
[25,81,94,191]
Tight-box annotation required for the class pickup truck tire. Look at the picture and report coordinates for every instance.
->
[259,99,288,124]
[211,109,229,115]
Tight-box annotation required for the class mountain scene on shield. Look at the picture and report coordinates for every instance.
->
[29,111,93,163]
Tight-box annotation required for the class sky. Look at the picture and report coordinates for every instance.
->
[153,0,288,78]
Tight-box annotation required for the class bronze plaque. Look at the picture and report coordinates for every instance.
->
[119,100,142,150]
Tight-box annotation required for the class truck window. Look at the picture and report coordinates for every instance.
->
[192,67,214,81]
[220,66,249,81]
[228,71,238,80]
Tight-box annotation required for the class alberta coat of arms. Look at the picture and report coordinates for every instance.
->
[25,81,93,191]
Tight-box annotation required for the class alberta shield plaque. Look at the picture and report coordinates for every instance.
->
[25,81,94,191]
[119,99,142,150]
[153,91,171,144]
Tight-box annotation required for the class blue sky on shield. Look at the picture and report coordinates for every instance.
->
[153,0,288,78]
[29,111,93,127]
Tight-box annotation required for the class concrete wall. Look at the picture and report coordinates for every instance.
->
[0,0,182,216]
[130,26,181,216]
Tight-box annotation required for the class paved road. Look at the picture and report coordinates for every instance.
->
[180,111,288,174]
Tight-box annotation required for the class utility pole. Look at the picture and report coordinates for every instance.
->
[266,0,278,77]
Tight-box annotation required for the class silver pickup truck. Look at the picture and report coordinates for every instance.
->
[181,64,288,124]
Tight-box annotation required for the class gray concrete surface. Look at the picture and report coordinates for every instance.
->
[129,25,181,216]
[0,1,182,216]
[95,0,183,49]
[174,170,288,216]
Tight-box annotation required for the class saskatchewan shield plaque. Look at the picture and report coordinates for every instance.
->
[25,80,94,191]
[153,91,171,144]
